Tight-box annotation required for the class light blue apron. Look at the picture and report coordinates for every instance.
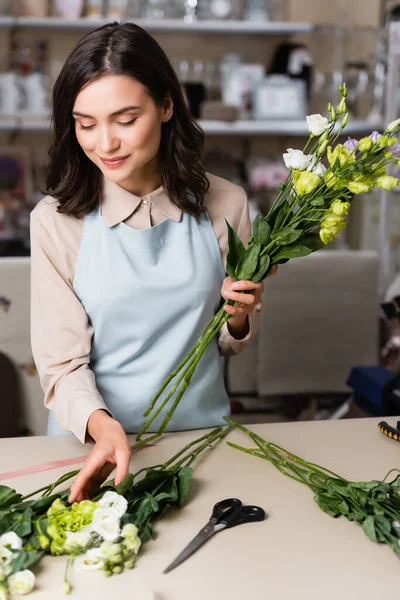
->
[47,200,230,436]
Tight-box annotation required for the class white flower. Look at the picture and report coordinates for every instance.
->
[98,492,128,518]
[386,117,400,133]
[64,530,92,553]
[0,533,22,552]
[74,548,105,571]
[0,546,13,569]
[121,524,139,541]
[91,508,121,542]
[0,585,7,600]
[8,570,35,595]
[312,162,327,177]
[283,148,313,171]
[306,114,330,136]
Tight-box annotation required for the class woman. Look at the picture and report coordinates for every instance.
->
[30,22,269,503]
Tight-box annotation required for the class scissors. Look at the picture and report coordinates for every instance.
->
[163,498,265,574]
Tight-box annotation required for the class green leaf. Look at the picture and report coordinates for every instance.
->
[115,474,134,496]
[375,516,391,535]
[177,467,193,507]
[145,492,159,513]
[298,233,325,252]
[226,219,245,279]
[252,254,271,283]
[310,197,325,207]
[12,550,42,573]
[313,494,340,518]
[252,215,271,246]
[236,243,261,281]
[273,245,312,262]
[272,201,292,233]
[0,486,23,510]
[271,227,303,246]
[362,516,377,542]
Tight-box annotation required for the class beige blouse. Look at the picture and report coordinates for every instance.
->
[30,172,259,444]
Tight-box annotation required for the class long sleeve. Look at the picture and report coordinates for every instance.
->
[30,209,111,444]
[205,180,260,357]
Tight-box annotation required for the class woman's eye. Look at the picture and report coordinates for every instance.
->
[79,123,95,130]
[118,118,137,127]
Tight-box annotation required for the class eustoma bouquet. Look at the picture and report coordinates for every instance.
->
[0,426,230,596]
[137,84,400,441]
[226,418,400,559]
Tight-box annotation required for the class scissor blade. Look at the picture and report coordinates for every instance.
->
[163,523,216,574]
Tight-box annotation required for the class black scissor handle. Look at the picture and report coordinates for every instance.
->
[212,498,242,521]
[222,505,266,529]
[212,498,265,529]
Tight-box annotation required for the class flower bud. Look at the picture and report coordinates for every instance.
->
[347,181,371,195]
[331,200,350,216]
[336,97,346,115]
[341,112,348,128]
[38,535,50,550]
[125,559,135,569]
[357,137,374,153]
[112,566,123,575]
[103,570,113,577]
[376,175,399,191]
[377,135,396,148]
[317,140,329,157]
[320,228,334,245]
[292,170,320,197]
[385,117,400,133]
[63,581,72,595]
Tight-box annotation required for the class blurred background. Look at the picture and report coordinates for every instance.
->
[2,0,400,437]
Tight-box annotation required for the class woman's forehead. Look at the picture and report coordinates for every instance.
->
[73,75,148,114]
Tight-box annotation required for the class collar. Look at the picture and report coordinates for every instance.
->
[101,176,182,227]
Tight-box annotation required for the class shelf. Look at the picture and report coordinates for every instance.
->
[0,117,383,136]
[0,16,313,34]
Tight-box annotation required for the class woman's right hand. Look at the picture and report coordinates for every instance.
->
[68,410,132,503]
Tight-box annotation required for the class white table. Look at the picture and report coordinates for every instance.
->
[1,417,399,599]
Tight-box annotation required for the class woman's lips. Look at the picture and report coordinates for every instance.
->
[99,155,130,168]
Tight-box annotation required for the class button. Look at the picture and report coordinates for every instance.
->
[141,199,148,206]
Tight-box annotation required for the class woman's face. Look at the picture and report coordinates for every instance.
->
[73,74,172,187]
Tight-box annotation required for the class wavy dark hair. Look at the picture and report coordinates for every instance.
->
[45,22,209,218]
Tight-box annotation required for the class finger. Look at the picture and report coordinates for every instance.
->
[230,280,263,292]
[68,453,108,503]
[114,448,131,485]
[224,290,255,305]
[267,266,278,277]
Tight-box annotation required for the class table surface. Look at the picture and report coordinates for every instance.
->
[1,417,399,599]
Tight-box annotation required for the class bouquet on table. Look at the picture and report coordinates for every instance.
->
[226,418,400,560]
[0,426,230,596]
[137,84,400,441]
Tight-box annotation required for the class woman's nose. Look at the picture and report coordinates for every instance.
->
[98,128,120,154]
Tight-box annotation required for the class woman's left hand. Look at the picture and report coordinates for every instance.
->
[220,266,278,335]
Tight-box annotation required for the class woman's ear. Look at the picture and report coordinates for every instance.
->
[161,92,174,122]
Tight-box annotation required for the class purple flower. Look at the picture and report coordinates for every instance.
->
[390,142,400,157]
[344,137,358,152]
[369,131,381,143]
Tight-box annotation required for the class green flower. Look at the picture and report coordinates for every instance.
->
[331,200,350,216]
[46,498,97,556]
[319,228,334,245]
[292,170,320,196]
[357,137,374,153]
[320,214,346,234]
[376,135,396,148]
[327,144,355,169]
[376,175,399,191]
[347,181,371,194]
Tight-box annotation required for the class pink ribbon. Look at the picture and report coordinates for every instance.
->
[0,444,156,481]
